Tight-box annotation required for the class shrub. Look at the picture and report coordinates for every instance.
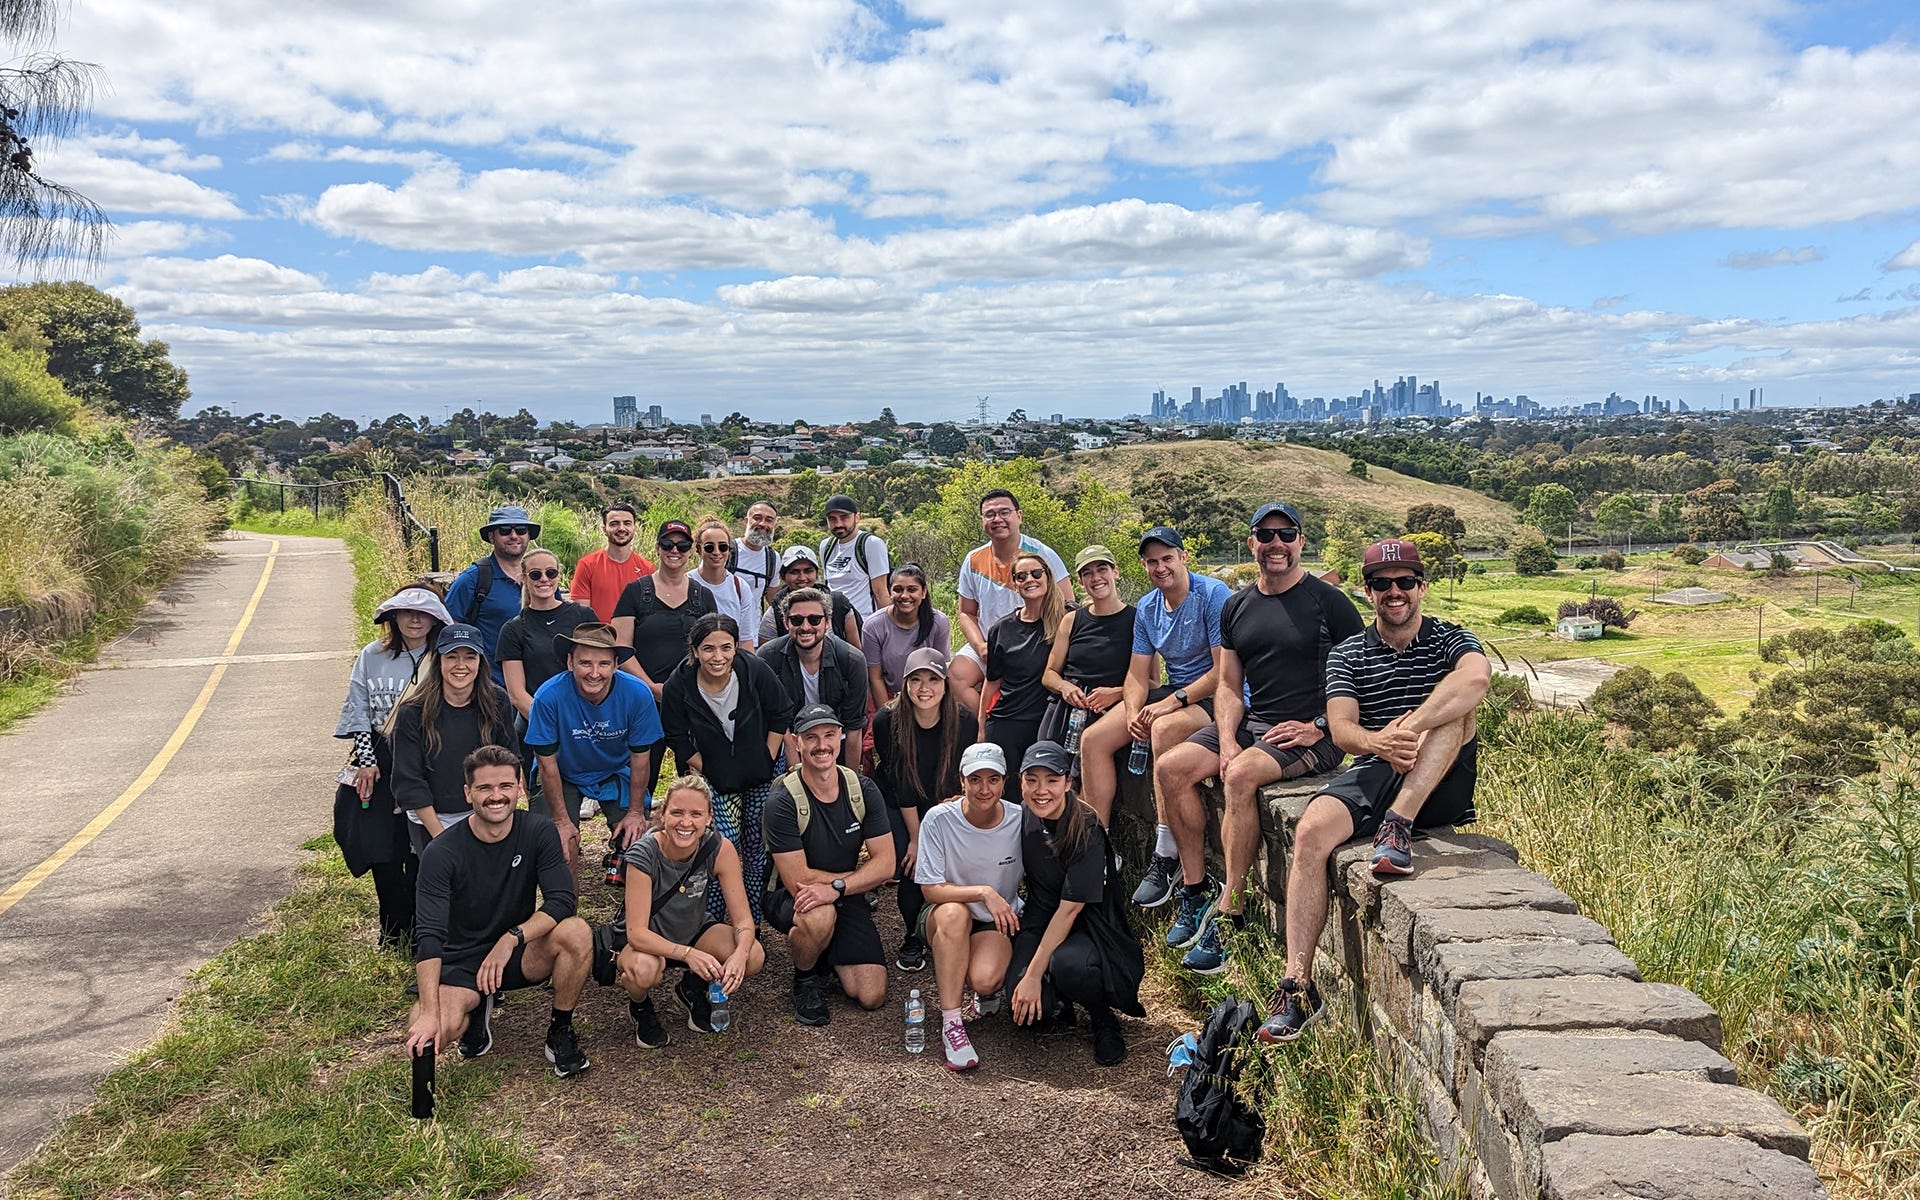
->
[1598,548,1626,570]
[1496,605,1551,626]
[1588,666,1722,750]
[1512,532,1558,575]
[1558,597,1633,630]
[1672,543,1708,565]
[1574,554,1598,570]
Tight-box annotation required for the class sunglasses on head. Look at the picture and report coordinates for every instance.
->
[527,568,560,581]
[699,541,729,553]
[658,539,693,553]
[1011,569,1047,582]
[1365,575,1424,592]
[1252,526,1301,543]
[788,613,827,626]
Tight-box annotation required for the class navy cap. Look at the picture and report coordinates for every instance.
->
[1250,502,1303,529]
[1021,740,1072,775]
[1138,525,1184,553]
[435,623,489,657]
[792,703,844,733]
[824,493,858,515]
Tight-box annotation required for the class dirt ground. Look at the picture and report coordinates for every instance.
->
[459,830,1243,1200]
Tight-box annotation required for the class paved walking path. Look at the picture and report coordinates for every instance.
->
[0,532,355,1171]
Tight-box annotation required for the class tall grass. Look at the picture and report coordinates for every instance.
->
[1477,713,1920,1199]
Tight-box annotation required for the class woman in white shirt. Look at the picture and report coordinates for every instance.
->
[689,517,759,653]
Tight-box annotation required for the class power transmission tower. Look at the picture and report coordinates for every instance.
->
[976,395,990,425]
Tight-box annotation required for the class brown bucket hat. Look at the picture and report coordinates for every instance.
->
[553,621,636,664]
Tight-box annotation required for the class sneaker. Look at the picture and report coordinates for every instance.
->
[1047,998,1076,1032]
[1165,884,1216,949]
[544,1023,591,1078]
[630,998,669,1048]
[1181,913,1231,975]
[457,993,494,1058]
[1131,854,1181,908]
[676,971,716,1034]
[794,971,830,1027]
[1372,813,1415,877]
[942,1019,980,1071]
[895,934,928,973]
[578,797,599,822]
[969,988,1002,1018]
[1090,1010,1127,1067]
[1255,978,1325,1044]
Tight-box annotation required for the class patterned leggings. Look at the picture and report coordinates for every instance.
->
[708,779,773,924]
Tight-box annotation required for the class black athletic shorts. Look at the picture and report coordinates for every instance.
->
[1186,720,1342,779]
[591,919,726,986]
[1316,738,1479,839]
[764,886,886,968]
[1147,683,1215,719]
[439,941,546,993]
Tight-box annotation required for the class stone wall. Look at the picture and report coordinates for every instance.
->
[1116,774,1829,1199]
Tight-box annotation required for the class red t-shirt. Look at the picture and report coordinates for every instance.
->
[572,548,656,621]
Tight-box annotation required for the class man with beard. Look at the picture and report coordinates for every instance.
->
[444,506,536,683]
[758,587,868,768]
[758,546,862,646]
[728,499,780,613]
[572,503,655,622]
[1154,503,1364,974]
[1257,538,1489,1044]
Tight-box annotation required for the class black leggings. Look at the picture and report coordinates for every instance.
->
[370,854,417,947]
[1008,925,1108,1015]
[986,714,1042,804]
[890,808,925,935]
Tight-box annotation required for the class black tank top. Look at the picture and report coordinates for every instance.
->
[1061,605,1136,689]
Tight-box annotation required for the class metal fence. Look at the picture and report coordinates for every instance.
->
[379,472,440,572]
[230,474,440,571]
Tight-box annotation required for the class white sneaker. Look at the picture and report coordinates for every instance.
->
[969,989,1002,1018]
[942,1019,980,1071]
[578,797,600,821]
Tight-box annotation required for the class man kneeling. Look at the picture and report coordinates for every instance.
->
[405,745,595,1077]
[915,742,1025,1071]
[1259,539,1490,1045]
[763,704,896,1026]
[594,774,765,1047]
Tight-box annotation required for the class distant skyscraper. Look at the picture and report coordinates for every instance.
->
[613,395,637,427]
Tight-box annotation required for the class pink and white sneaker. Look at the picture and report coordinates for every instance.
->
[942,1018,980,1071]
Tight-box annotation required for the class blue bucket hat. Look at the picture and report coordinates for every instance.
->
[480,505,541,540]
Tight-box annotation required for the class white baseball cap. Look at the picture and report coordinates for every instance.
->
[959,742,1007,777]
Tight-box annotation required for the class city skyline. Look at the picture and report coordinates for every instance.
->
[8,1,1920,423]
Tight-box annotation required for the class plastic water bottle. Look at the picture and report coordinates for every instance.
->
[708,982,730,1032]
[1126,739,1151,775]
[904,988,926,1054]
[1064,706,1087,754]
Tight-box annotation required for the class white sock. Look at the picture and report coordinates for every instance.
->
[1154,824,1178,858]
[942,1008,963,1026]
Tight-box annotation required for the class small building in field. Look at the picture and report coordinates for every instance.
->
[1555,615,1604,641]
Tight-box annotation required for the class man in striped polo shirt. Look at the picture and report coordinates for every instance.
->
[1258,537,1490,1045]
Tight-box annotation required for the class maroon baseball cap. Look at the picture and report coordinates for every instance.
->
[1361,539,1425,577]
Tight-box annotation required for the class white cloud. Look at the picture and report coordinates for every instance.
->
[43,144,245,219]
[1722,246,1825,270]
[99,221,224,258]
[1885,239,1920,271]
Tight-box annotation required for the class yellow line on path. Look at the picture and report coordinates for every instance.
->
[0,540,281,920]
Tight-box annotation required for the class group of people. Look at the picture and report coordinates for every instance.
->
[336,486,1489,1080]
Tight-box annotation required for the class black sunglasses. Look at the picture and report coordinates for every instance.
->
[1011,568,1048,582]
[789,613,828,626]
[658,539,693,552]
[527,568,560,581]
[1365,575,1425,592]
[698,541,730,553]
[494,525,533,537]
[1252,526,1301,543]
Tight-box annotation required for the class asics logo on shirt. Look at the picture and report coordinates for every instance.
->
[510,855,523,867]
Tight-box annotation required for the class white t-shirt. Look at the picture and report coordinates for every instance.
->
[730,538,778,613]
[821,532,890,618]
[914,798,1025,922]
[956,535,1068,645]
[690,570,760,647]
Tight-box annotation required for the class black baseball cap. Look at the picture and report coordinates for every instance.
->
[1021,740,1072,775]
[1138,525,1184,553]
[435,624,489,657]
[824,494,858,515]
[1250,502,1303,528]
[792,703,844,734]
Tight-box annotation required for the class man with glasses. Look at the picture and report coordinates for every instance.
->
[758,547,862,646]
[572,503,655,622]
[758,587,868,768]
[445,505,537,683]
[729,500,780,613]
[949,489,1071,712]
[1257,538,1489,1044]
[1154,503,1364,974]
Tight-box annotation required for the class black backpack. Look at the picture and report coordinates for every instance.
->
[1173,996,1266,1175]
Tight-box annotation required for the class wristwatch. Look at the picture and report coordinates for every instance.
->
[507,925,526,947]
[1174,687,1190,708]
[1313,715,1329,732]
[830,878,846,895]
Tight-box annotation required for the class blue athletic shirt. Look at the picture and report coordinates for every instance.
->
[1131,571,1232,688]
[525,671,665,811]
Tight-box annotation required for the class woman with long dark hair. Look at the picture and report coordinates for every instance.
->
[981,551,1067,804]
[333,586,451,948]
[869,646,974,972]
[387,624,517,852]
[863,563,951,709]
[660,613,796,921]
[1006,741,1145,1068]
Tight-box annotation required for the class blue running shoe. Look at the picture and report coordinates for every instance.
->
[1165,884,1216,949]
[1180,914,1229,975]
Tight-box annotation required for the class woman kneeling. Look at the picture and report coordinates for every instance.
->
[1008,741,1146,1067]
[607,775,764,1046]
[914,743,1026,1071]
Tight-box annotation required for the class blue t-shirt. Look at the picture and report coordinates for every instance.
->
[525,671,665,809]
[1131,572,1232,688]
[444,556,523,684]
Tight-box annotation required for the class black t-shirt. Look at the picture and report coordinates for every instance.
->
[388,687,516,815]
[414,811,575,965]
[985,613,1052,724]
[614,575,718,686]
[1219,575,1367,722]
[871,704,974,812]
[762,771,892,876]
[1019,808,1110,934]
[496,601,596,698]
[1061,605,1135,689]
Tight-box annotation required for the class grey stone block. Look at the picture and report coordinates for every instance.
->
[1378,867,1580,957]
[1426,940,1641,1000]
[1454,978,1723,1061]
[1410,906,1615,970]
[1504,1072,1809,1158]
[1542,1132,1827,1199]
[1484,1032,1738,1093]
[1347,842,1526,913]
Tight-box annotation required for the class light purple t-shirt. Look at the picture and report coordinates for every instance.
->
[861,608,952,694]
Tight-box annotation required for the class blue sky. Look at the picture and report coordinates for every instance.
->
[14,0,1920,424]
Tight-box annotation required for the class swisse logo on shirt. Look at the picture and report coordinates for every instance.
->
[998,855,1016,866]
[844,821,861,834]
